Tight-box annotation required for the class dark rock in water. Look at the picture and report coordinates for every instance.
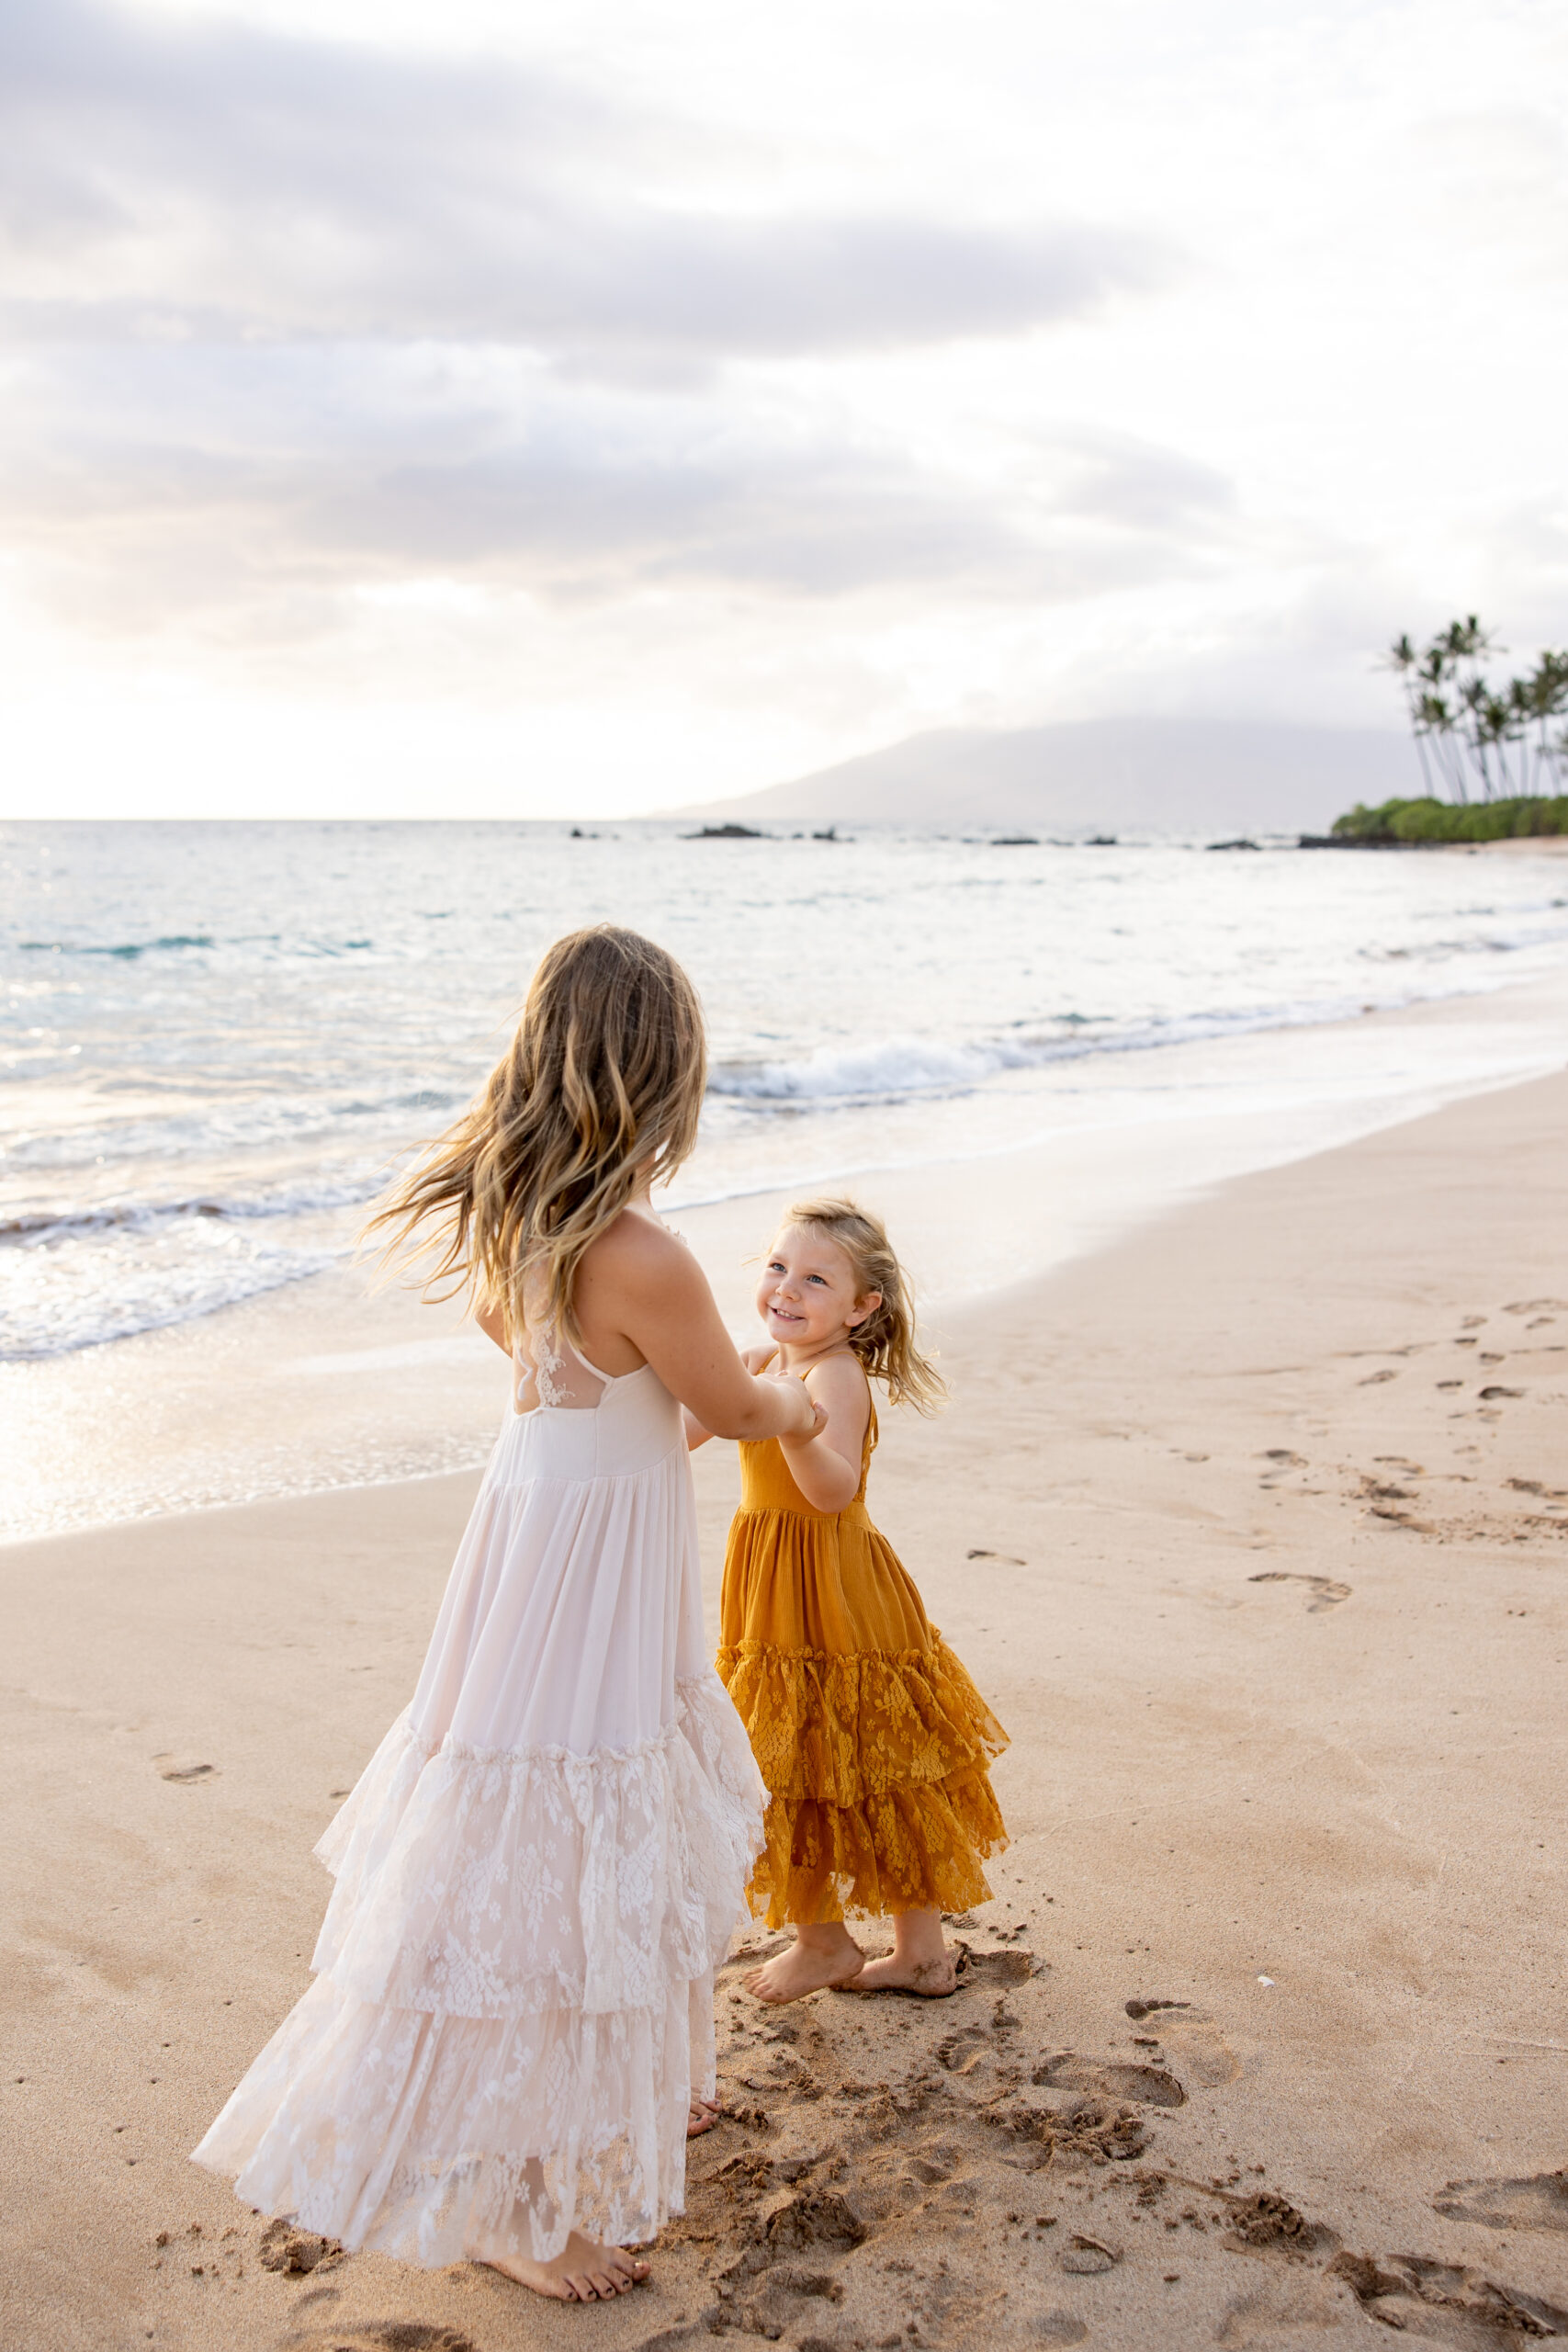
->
[1085,834,1118,846]
[1207,837,1261,851]
[811,826,844,842]
[685,822,765,839]
[991,835,1039,846]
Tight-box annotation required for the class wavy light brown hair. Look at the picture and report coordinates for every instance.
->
[367,924,706,1342]
[783,1195,945,1413]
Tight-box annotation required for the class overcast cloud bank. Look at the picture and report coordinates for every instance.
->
[0,0,1562,815]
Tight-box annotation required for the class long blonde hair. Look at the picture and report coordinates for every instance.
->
[367,924,706,1341]
[784,1195,945,1413]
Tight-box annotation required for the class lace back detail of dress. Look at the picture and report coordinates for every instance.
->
[513,1322,605,1413]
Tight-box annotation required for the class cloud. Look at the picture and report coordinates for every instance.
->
[0,339,1239,633]
[0,0,1172,368]
[1044,427,1235,532]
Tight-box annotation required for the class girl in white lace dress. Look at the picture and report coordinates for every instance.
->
[192,925,820,2302]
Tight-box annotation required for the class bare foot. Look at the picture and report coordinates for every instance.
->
[744,1933,865,2005]
[688,2097,721,2137]
[851,1949,958,1997]
[483,2233,650,2301]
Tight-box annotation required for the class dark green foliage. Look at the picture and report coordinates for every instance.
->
[1331,795,1568,842]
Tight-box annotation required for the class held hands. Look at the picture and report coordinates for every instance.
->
[760,1374,827,1443]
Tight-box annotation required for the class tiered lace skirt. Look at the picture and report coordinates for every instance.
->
[718,1489,1009,1929]
[194,1385,764,2267]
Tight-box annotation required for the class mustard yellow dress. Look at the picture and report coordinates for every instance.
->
[717,1380,1009,1928]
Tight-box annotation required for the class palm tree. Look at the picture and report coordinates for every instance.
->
[1382,633,1438,797]
[1515,651,1568,795]
[1379,617,1568,806]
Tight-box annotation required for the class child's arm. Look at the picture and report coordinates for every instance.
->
[684,1345,781,1449]
[778,1352,871,1512]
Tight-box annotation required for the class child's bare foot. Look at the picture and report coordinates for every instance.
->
[687,2097,721,2137]
[483,2233,649,2301]
[851,1949,957,1996]
[843,1907,955,1997]
[744,1925,864,2004]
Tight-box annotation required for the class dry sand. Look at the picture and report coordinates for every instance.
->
[5,1069,1567,2352]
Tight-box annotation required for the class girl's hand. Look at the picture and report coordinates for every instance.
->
[761,1374,825,1440]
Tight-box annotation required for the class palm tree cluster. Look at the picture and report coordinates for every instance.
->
[1383,617,1568,803]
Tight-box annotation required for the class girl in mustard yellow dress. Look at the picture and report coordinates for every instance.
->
[687,1197,1008,2005]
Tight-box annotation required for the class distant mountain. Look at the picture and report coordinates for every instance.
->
[671,718,1417,835]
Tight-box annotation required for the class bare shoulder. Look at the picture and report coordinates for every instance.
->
[579,1206,704,1300]
[805,1351,872,1417]
[739,1342,777,1374]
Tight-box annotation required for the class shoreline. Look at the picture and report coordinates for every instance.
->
[6,1059,1567,2349]
[1301,832,1568,855]
[7,959,1568,1548]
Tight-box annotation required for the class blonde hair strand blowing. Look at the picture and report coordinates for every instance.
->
[366,925,706,1344]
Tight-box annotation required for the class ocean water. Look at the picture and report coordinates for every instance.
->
[6,819,1568,1374]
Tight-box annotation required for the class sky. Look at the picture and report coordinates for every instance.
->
[1,0,1565,818]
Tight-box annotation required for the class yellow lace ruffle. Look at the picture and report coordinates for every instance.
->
[745,1771,1006,1928]
[716,1634,1009,1927]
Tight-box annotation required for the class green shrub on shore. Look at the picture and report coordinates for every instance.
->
[1330,795,1568,843]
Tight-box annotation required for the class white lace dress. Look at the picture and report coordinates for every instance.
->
[192,1329,765,2267]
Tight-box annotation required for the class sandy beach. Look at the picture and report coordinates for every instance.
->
[6,1063,1567,2352]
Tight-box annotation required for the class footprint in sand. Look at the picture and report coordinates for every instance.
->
[1032,2054,1185,2109]
[258,2220,341,2274]
[1355,1474,1432,1530]
[1248,1570,1351,1611]
[1124,1999,1242,2087]
[936,2027,991,2075]
[1214,2274,1353,2346]
[1224,2191,1325,2252]
[684,1935,1238,2345]
[942,1942,1038,1994]
[155,1758,217,1782]
[1433,2171,1568,2234]
[288,2328,477,2352]
[1479,1385,1523,1401]
[1034,2317,1089,2346]
[1331,2250,1568,2341]
[965,1548,1027,1565]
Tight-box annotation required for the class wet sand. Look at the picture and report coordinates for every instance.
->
[5,1068,1567,2351]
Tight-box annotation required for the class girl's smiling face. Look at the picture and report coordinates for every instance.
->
[757,1223,881,1352]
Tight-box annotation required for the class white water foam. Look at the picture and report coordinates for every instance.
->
[5,820,1568,1377]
